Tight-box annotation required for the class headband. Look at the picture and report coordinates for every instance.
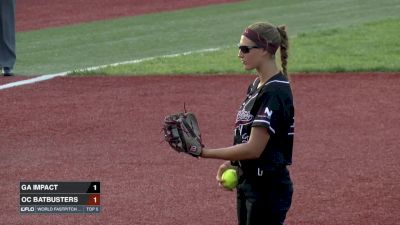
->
[242,28,279,54]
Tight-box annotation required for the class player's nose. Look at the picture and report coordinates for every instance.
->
[238,50,244,58]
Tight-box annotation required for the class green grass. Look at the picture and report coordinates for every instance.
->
[72,47,244,76]
[15,0,400,75]
[291,19,400,72]
[75,18,400,75]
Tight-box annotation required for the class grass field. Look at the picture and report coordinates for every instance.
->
[15,0,400,75]
[75,19,400,75]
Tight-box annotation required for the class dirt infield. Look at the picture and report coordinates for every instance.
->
[16,0,240,31]
[0,76,30,85]
[0,73,398,224]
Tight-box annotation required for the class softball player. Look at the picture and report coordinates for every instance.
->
[201,22,294,225]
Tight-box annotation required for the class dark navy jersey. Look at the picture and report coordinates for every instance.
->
[233,72,294,174]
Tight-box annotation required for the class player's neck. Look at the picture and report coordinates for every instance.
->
[256,61,279,88]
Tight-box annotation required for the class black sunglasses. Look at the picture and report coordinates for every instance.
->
[238,45,261,54]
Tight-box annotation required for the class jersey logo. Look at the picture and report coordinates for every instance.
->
[264,107,273,118]
[235,110,254,126]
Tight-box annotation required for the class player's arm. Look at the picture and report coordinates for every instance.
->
[201,126,269,160]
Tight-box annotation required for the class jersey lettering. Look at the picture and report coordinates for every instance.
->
[236,110,254,126]
[288,117,295,135]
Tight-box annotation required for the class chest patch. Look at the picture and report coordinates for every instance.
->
[236,110,254,126]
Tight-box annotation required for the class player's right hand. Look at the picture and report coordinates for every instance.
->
[216,161,234,191]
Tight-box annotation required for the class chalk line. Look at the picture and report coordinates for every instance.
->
[0,47,221,90]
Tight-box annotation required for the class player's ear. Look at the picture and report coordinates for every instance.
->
[261,48,270,56]
[261,48,272,58]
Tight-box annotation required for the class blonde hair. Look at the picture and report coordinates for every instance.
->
[248,22,289,76]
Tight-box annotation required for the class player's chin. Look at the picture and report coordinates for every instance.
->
[243,64,256,71]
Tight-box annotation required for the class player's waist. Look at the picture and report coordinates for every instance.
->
[235,162,289,179]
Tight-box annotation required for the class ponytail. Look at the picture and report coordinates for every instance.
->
[277,25,289,76]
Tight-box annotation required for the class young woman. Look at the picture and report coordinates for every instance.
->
[201,22,294,225]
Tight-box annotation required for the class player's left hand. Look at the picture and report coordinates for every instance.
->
[162,112,203,157]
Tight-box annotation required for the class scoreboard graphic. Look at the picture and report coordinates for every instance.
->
[20,182,101,214]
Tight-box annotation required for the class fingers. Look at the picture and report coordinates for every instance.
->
[218,182,234,192]
[216,161,230,181]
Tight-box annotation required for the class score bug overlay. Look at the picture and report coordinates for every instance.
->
[20,181,101,214]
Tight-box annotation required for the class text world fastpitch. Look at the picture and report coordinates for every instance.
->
[21,184,59,191]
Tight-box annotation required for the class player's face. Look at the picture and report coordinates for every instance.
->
[238,36,266,70]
